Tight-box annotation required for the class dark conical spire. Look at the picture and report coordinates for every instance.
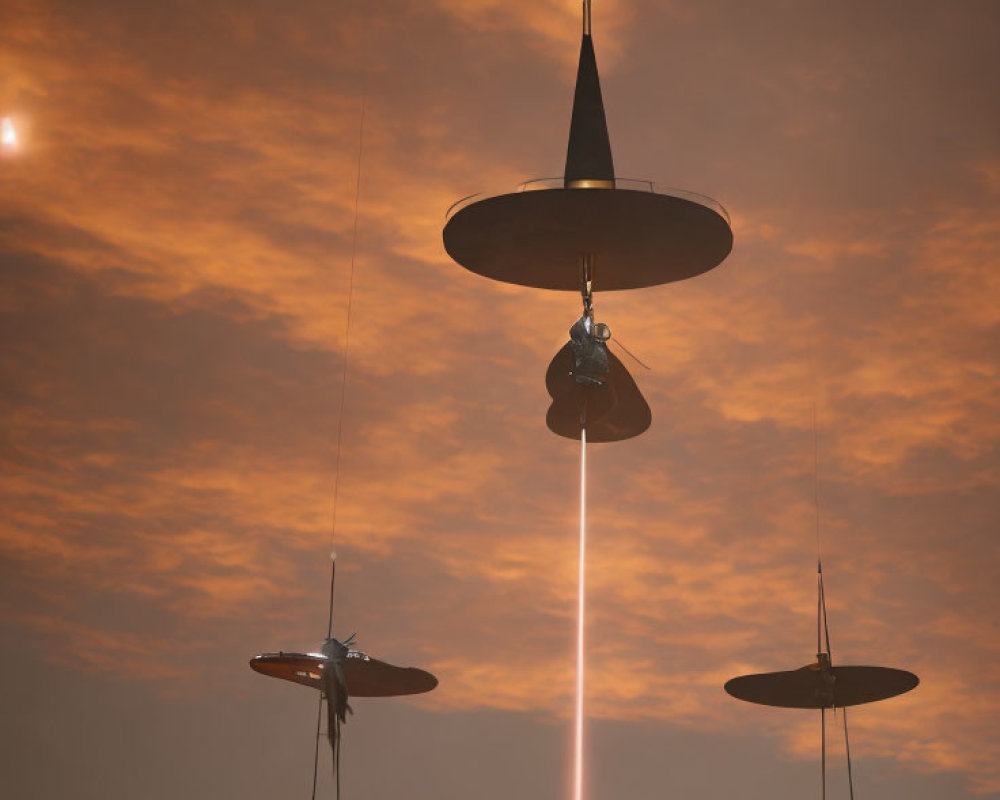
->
[564,0,615,187]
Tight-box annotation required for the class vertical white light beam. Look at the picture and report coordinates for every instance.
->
[574,426,587,800]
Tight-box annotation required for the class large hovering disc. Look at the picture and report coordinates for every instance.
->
[249,651,438,697]
[250,652,324,689]
[546,342,651,442]
[444,10,732,290]
[341,653,439,697]
[725,664,919,709]
[443,187,732,291]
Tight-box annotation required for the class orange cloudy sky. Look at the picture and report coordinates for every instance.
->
[1,0,998,797]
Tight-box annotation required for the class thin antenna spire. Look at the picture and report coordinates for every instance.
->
[811,399,834,662]
[565,0,614,185]
[817,561,823,656]
[326,552,337,639]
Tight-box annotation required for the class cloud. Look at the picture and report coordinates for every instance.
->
[1,0,998,795]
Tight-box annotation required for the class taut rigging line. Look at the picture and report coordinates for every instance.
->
[311,75,368,800]
[813,399,854,800]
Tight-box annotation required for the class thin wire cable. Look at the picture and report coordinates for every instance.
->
[312,554,338,800]
[843,706,856,800]
[311,554,336,800]
[311,695,324,800]
[812,400,821,556]
[328,93,367,552]
[609,337,651,370]
[312,78,368,800]
[821,706,826,800]
[573,425,587,800]
[336,718,343,800]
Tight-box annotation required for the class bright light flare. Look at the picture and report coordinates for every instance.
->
[1,117,17,152]
[574,427,587,800]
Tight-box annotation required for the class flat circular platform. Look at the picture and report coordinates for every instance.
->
[250,652,438,697]
[724,664,919,709]
[343,653,438,697]
[443,187,732,291]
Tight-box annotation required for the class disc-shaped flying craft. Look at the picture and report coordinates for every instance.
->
[725,562,918,796]
[250,555,437,796]
[444,0,732,441]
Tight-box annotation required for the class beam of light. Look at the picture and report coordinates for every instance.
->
[574,426,587,800]
[1,117,17,151]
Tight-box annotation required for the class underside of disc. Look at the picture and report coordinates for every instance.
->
[249,652,438,697]
[443,188,732,291]
[724,664,919,709]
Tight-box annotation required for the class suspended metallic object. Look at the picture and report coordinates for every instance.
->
[442,13,732,292]
[442,4,733,798]
[444,1,732,439]
[545,317,650,442]
[250,555,437,798]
